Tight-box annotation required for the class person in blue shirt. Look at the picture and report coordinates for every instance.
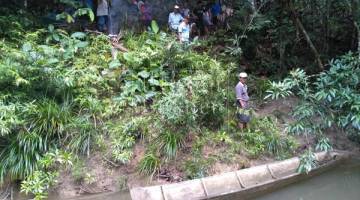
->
[168,5,184,32]
[211,0,222,26]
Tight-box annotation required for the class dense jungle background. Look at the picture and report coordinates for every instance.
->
[0,0,359,199]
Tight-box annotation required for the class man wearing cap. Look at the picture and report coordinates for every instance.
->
[235,72,250,130]
[168,5,184,32]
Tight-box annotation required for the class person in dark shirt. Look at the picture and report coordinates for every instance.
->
[193,1,204,36]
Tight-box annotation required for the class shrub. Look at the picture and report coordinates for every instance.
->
[155,131,184,159]
[241,116,296,158]
[0,131,49,182]
[20,150,73,200]
[266,54,360,150]
[111,135,135,164]
[26,100,72,140]
[137,153,160,176]
[298,149,317,174]
[156,82,197,132]
[182,157,215,180]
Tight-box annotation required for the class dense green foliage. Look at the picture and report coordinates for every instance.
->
[267,54,360,139]
[226,0,360,74]
[2,0,360,197]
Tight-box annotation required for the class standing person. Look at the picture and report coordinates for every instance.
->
[202,6,213,36]
[178,16,190,43]
[193,1,204,36]
[138,0,152,30]
[211,0,222,27]
[168,5,183,32]
[235,72,250,130]
[181,1,190,18]
[97,0,109,32]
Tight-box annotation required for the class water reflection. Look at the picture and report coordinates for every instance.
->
[255,160,360,200]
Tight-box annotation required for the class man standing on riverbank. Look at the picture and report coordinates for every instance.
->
[235,72,250,130]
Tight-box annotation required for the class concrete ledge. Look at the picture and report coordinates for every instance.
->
[162,179,207,200]
[130,151,350,200]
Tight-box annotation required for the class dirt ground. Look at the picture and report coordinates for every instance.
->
[54,97,360,198]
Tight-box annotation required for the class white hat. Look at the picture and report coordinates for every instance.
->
[238,72,248,78]
[137,1,144,10]
[174,5,180,9]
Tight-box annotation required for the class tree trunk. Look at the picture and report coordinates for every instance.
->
[347,0,360,59]
[288,0,324,70]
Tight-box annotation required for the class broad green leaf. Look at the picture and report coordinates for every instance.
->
[75,41,89,48]
[22,43,32,52]
[71,32,86,39]
[48,24,54,32]
[109,59,121,69]
[138,71,150,79]
[148,77,160,86]
[151,20,159,34]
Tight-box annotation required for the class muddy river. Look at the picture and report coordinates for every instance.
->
[255,159,360,200]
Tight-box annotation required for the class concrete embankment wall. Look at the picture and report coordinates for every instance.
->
[130,151,349,200]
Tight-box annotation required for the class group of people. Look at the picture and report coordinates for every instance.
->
[168,0,233,43]
[90,0,153,32]
[90,0,232,40]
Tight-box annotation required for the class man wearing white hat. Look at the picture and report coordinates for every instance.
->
[235,72,250,130]
[168,5,184,32]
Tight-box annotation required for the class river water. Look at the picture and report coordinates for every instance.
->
[255,160,360,200]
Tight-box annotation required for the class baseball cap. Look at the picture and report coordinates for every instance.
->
[174,5,180,9]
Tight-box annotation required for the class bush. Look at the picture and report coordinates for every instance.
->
[155,131,184,159]
[137,153,161,176]
[156,82,197,132]
[20,150,73,200]
[0,131,49,182]
[240,116,296,158]
[266,54,360,150]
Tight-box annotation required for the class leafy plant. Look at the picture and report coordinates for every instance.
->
[0,131,49,182]
[155,131,184,159]
[315,137,332,152]
[137,153,160,176]
[26,100,72,141]
[21,171,58,200]
[20,150,73,200]
[266,55,360,151]
[182,157,215,180]
[111,135,135,164]
[298,149,317,174]
[156,82,197,131]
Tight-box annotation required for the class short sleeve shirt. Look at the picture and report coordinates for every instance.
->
[97,0,109,16]
[168,12,183,30]
[235,82,249,108]
[178,22,190,42]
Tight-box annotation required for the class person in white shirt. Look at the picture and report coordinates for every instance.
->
[97,0,109,32]
[168,5,183,32]
[178,17,190,43]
